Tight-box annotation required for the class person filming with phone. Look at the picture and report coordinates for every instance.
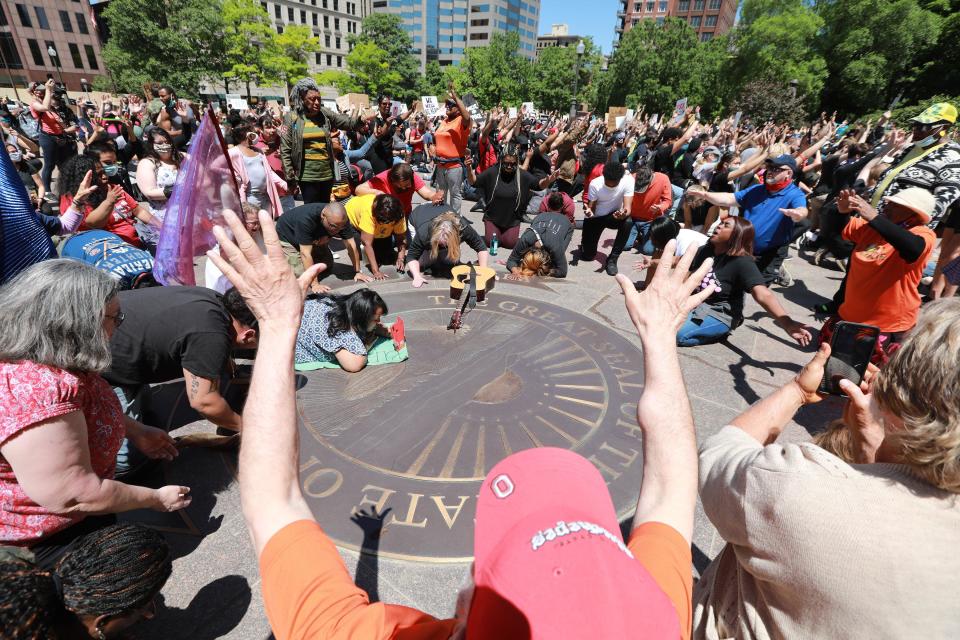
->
[817,186,936,365]
[694,298,960,640]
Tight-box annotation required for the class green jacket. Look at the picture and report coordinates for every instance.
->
[280,107,364,185]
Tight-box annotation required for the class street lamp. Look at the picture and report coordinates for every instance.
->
[569,39,585,120]
[46,45,65,87]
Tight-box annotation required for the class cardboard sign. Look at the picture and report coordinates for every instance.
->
[228,98,248,111]
[626,108,635,122]
[390,100,405,118]
[615,116,625,129]
[522,102,536,119]
[461,93,484,124]
[421,95,444,117]
[650,113,660,126]
[508,107,517,118]
[335,92,369,112]
[322,99,339,112]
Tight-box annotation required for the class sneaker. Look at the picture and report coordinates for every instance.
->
[775,266,792,287]
[921,275,934,286]
[813,248,828,267]
[605,260,618,276]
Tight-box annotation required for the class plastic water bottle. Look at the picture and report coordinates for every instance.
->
[490,234,498,256]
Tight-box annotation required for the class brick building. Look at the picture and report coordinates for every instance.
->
[614,0,737,45]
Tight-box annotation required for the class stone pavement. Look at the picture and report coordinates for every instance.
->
[124,195,847,639]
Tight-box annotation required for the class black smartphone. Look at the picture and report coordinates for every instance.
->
[818,321,880,395]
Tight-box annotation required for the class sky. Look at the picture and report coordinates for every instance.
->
[538,0,622,54]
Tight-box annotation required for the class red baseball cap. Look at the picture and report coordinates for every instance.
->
[466,447,679,638]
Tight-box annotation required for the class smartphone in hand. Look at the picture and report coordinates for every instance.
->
[818,321,880,395]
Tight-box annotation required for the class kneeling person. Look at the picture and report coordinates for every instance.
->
[102,286,258,476]
[406,203,489,287]
[344,193,407,281]
[296,289,390,372]
[275,201,349,290]
[505,209,574,280]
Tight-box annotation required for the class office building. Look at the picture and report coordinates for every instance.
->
[373,0,540,72]
[614,0,737,46]
[536,23,580,58]
[0,0,106,96]
[262,0,364,74]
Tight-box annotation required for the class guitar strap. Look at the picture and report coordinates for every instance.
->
[449,264,479,332]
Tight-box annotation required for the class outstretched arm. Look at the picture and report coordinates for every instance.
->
[621,240,717,544]
[207,209,325,556]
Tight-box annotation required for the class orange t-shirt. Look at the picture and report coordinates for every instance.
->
[630,172,674,222]
[433,116,468,165]
[259,519,692,640]
[839,217,935,332]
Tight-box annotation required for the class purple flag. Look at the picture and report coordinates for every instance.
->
[153,108,242,285]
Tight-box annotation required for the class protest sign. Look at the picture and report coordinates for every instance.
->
[421,95,444,117]
[462,93,484,124]
[673,98,688,119]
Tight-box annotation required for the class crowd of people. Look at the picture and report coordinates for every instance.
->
[0,73,958,638]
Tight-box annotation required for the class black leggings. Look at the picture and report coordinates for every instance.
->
[581,214,632,260]
[300,180,333,204]
[38,131,77,193]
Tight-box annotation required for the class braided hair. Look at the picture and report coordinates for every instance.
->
[57,523,172,618]
[0,523,171,637]
[0,561,61,638]
[486,143,524,215]
[290,77,321,116]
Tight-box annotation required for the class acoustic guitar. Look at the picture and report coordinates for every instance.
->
[447,264,497,332]
[449,264,497,302]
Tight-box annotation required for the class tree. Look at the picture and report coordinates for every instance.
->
[263,25,322,99]
[731,0,827,110]
[348,14,420,100]
[528,38,604,113]
[458,32,532,107]
[341,41,404,98]
[222,0,277,100]
[100,0,226,97]
[815,0,942,115]
[730,78,809,126]
[594,19,728,117]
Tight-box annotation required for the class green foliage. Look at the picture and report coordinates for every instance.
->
[263,25,322,89]
[348,14,420,100]
[594,19,730,118]
[817,0,942,115]
[528,38,604,112]
[732,0,826,110]
[222,0,277,94]
[860,93,960,127]
[458,32,533,107]
[341,41,404,98]
[100,0,226,97]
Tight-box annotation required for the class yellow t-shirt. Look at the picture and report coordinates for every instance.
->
[345,194,406,239]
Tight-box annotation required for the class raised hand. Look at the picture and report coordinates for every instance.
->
[73,170,99,204]
[207,209,326,328]
[615,238,718,338]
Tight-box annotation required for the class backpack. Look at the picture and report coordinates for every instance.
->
[61,230,156,289]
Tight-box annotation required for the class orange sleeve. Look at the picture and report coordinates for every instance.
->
[259,520,455,640]
[628,523,693,640]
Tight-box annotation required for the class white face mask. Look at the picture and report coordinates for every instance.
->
[916,131,943,147]
[9,150,21,162]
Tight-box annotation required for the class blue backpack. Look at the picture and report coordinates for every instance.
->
[61,230,156,289]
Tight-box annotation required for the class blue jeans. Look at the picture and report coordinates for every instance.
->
[668,184,684,218]
[625,220,656,255]
[112,384,152,477]
[676,311,731,346]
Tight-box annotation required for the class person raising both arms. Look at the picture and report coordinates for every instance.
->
[432,83,473,212]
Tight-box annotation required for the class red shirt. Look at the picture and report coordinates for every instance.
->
[29,105,65,135]
[0,362,126,544]
[630,172,673,222]
[62,191,143,247]
[366,170,425,215]
[478,136,498,174]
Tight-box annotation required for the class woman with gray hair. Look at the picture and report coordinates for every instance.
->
[280,78,373,205]
[0,260,190,569]
[694,297,960,639]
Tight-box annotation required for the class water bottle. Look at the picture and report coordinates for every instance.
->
[490,234,498,256]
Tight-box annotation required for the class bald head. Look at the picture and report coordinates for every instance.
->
[321,202,348,235]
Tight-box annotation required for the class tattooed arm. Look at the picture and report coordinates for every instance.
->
[183,369,242,432]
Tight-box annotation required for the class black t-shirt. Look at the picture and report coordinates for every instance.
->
[691,244,765,325]
[103,287,234,386]
[276,203,330,247]
[406,203,486,265]
[367,114,399,173]
[475,166,537,229]
[652,144,676,177]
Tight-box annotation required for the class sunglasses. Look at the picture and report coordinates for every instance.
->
[501,162,518,168]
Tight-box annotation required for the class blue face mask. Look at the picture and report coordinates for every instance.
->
[102,163,120,177]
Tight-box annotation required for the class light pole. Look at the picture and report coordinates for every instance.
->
[569,40,585,120]
[46,45,65,87]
